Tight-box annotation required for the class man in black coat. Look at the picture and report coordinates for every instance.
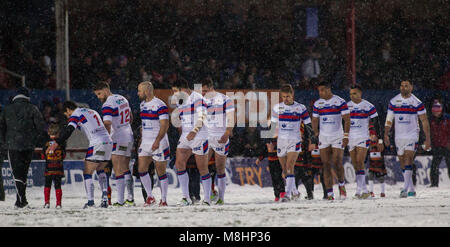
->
[0,104,5,201]
[0,87,46,208]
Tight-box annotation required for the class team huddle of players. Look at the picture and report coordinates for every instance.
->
[44,78,430,208]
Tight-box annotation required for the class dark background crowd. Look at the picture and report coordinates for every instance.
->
[0,0,448,158]
[0,0,448,91]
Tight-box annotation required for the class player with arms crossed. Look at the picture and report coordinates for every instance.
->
[137,81,171,206]
[384,80,431,197]
[47,101,113,208]
[172,78,211,206]
[347,84,383,199]
[312,81,351,200]
[93,82,135,207]
[201,78,234,205]
[271,84,317,202]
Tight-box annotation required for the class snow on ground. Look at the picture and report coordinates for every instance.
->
[1,182,449,227]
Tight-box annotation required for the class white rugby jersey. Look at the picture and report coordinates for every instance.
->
[347,99,378,139]
[204,92,234,137]
[68,108,112,144]
[177,91,208,138]
[140,97,169,143]
[312,95,350,137]
[102,94,133,142]
[387,93,426,140]
[271,101,311,140]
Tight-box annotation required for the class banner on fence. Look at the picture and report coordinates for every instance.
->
[1,156,448,194]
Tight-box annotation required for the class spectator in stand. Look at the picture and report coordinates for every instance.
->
[259,69,274,89]
[429,99,450,187]
[72,54,97,89]
[301,48,321,80]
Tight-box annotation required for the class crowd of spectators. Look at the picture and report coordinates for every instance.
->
[1,2,448,91]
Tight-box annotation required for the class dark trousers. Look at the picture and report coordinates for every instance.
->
[430,147,450,187]
[7,150,33,206]
[0,151,5,200]
[268,160,285,198]
[45,175,62,189]
[294,166,314,198]
[187,168,201,201]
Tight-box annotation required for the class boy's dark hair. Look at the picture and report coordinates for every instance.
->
[172,77,190,89]
[62,101,77,111]
[350,84,363,92]
[93,81,110,91]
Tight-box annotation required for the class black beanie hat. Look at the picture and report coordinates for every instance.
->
[16,87,30,98]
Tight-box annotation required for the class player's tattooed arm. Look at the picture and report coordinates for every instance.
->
[311,116,319,137]
[369,116,382,140]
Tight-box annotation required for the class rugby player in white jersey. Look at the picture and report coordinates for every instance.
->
[137,81,171,206]
[312,81,351,200]
[46,101,113,208]
[384,80,431,197]
[172,78,211,206]
[93,82,135,207]
[271,84,317,202]
[201,78,234,205]
[347,84,383,199]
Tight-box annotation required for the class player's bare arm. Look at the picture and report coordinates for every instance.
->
[103,120,112,134]
[342,113,350,147]
[152,119,169,151]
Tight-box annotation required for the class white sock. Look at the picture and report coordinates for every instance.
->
[97,170,108,198]
[402,170,410,192]
[405,170,415,192]
[159,173,168,202]
[83,174,94,201]
[358,171,368,193]
[116,174,125,204]
[286,175,295,197]
[217,173,226,201]
[380,182,385,194]
[201,173,212,204]
[355,172,362,195]
[124,170,134,201]
[139,172,153,199]
[177,170,190,199]
[368,179,374,193]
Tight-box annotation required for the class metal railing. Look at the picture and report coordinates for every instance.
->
[0,66,26,87]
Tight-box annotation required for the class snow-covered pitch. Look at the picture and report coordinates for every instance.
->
[1,182,449,227]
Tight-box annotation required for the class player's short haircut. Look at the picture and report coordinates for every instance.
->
[317,81,331,88]
[350,84,363,92]
[48,123,60,136]
[280,84,294,94]
[93,81,110,91]
[202,77,214,88]
[172,77,190,89]
[139,81,154,92]
[62,100,77,111]
[401,79,413,86]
